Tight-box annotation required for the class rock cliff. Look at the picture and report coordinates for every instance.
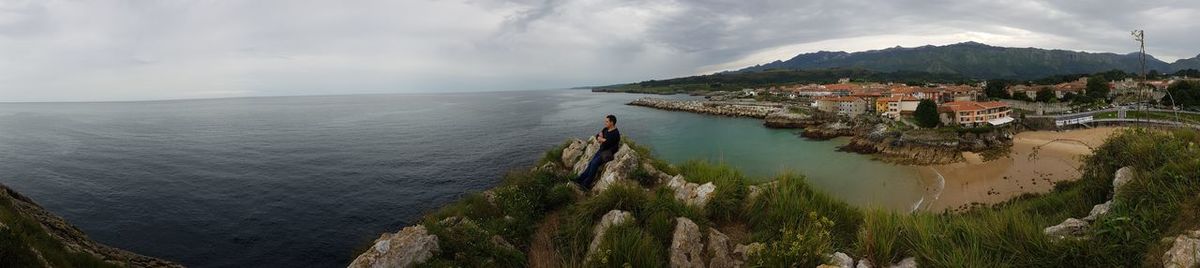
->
[0,183,181,268]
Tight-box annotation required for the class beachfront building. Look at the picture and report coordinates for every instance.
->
[813,96,867,117]
[875,96,920,119]
[938,101,1013,127]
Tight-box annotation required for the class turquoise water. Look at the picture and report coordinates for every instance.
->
[546,91,927,211]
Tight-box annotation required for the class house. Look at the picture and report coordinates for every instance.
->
[812,96,868,117]
[1052,77,1088,98]
[938,101,1013,127]
[937,85,981,102]
[889,86,943,101]
[1006,84,1048,100]
[1110,78,1139,96]
[822,83,861,96]
[875,96,921,119]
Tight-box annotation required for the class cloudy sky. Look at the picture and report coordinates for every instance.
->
[1,0,1197,102]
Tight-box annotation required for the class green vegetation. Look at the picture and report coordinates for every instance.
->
[913,99,940,128]
[0,192,122,268]
[418,167,577,267]
[1035,88,1057,103]
[1085,75,1110,100]
[1167,80,1200,109]
[407,128,1200,267]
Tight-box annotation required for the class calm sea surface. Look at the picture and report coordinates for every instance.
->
[0,90,923,267]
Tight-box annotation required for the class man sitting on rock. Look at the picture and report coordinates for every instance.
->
[576,114,621,190]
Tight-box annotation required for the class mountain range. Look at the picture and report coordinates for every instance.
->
[735,41,1200,79]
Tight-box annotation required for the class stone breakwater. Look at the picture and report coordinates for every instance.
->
[627,97,781,118]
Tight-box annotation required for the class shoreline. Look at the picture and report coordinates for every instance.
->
[914,127,1125,212]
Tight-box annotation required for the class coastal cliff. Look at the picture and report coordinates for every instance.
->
[0,183,181,268]
[348,128,1200,267]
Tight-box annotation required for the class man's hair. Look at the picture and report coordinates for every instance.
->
[606,114,617,124]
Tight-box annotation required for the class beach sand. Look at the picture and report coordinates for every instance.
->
[917,127,1125,212]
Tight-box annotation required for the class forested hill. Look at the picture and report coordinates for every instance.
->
[737,42,1200,79]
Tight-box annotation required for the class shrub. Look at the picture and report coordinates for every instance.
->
[749,212,836,267]
[913,99,940,128]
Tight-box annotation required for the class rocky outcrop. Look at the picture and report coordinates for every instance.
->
[348,225,440,268]
[1113,166,1136,193]
[587,210,634,257]
[670,217,705,268]
[571,137,601,176]
[819,252,855,268]
[732,243,763,264]
[592,144,640,193]
[802,121,855,140]
[763,110,811,128]
[0,183,182,268]
[855,257,916,268]
[707,228,736,268]
[561,138,586,169]
[1043,218,1089,239]
[667,175,716,207]
[628,98,781,118]
[1162,230,1200,268]
[837,124,1014,165]
[1082,200,1112,221]
[746,182,776,202]
[1043,166,1138,240]
[642,162,675,185]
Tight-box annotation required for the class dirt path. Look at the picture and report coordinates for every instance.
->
[528,211,562,268]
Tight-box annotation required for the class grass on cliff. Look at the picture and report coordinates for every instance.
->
[856,128,1200,267]
[416,168,577,267]
[0,192,122,268]
[408,127,1200,267]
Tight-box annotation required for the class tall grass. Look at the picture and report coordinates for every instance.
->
[676,160,748,222]
[744,173,862,250]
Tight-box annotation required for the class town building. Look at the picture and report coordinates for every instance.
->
[875,96,921,119]
[812,96,868,117]
[938,101,1013,127]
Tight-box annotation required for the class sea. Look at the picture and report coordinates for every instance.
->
[0,89,925,267]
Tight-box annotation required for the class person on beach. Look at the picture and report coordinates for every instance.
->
[576,115,621,190]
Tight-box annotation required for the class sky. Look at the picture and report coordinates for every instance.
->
[1,0,1198,102]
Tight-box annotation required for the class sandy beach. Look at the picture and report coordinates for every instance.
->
[917,127,1126,212]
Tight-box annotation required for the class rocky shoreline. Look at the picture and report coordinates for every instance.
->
[626,97,1013,165]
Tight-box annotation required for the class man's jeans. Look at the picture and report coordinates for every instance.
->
[576,151,609,189]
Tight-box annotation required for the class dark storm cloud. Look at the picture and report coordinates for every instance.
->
[0,0,1196,101]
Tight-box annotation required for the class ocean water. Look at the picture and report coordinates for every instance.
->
[0,90,923,267]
